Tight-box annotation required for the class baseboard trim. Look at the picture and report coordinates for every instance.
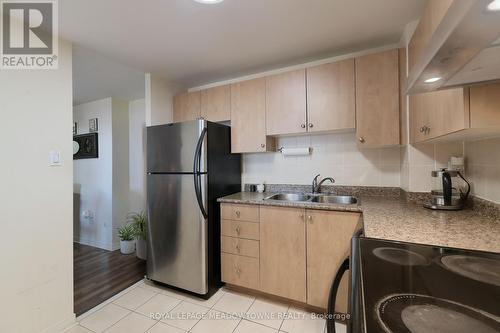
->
[73,238,113,251]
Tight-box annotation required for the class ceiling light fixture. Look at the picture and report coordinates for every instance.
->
[194,0,224,4]
[487,0,500,11]
[424,77,442,83]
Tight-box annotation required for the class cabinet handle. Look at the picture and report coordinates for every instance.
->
[359,137,365,143]
[299,214,304,219]
[235,226,241,235]
[308,123,313,128]
[260,143,265,148]
[420,126,431,134]
[235,244,241,253]
[301,124,306,129]
[235,211,241,218]
[234,265,241,275]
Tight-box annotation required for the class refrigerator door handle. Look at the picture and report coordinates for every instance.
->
[194,127,208,219]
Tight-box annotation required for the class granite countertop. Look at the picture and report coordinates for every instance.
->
[218,191,500,253]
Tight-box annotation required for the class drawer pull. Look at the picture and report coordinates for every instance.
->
[235,244,241,253]
[235,211,241,218]
[234,265,241,276]
[235,226,241,235]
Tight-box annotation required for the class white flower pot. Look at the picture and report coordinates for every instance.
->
[136,239,147,260]
[120,240,135,255]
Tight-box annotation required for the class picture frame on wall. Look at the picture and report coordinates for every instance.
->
[89,118,98,132]
[73,133,99,159]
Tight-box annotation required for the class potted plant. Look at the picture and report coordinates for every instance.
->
[128,211,147,260]
[117,224,135,255]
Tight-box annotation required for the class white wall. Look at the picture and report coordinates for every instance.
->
[73,97,130,250]
[243,132,401,187]
[73,98,114,249]
[111,99,130,248]
[145,73,183,126]
[0,40,75,333]
[129,99,147,213]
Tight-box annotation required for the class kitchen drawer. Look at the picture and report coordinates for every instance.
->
[221,220,259,240]
[221,236,259,258]
[221,203,259,222]
[221,253,259,290]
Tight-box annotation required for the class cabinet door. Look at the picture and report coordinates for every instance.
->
[260,206,306,302]
[469,83,500,129]
[266,69,307,136]
[307,59,355,132]
[201,85,231,122]
[355,49,400,147]
[409,88,469,143]
[306,210,360,311]
[230,78,274,153]
[173,91,201,122]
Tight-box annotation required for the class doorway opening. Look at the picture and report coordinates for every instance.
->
[72,46,147,315]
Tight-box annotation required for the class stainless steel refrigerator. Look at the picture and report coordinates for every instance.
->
[146,119,241,298]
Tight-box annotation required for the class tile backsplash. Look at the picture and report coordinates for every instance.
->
[242,132,401,187]
[242,132,500,204]
[466,137,500,204]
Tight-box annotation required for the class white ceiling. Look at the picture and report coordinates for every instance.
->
[62,0,424,88]
[72,46,145,105]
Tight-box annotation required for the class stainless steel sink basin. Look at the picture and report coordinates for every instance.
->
[310,195,358,205]
[265,193,312,202]
[264,193,358,205]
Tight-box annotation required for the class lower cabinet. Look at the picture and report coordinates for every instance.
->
[220,203,361,310]
[306,210,360,311]
[221,253,260,290]
[260,206,307,302]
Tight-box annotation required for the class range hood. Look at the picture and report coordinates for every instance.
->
[407,0,500,94]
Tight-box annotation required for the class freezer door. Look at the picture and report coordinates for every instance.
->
[147,120,207,173]
[147,173,208,294]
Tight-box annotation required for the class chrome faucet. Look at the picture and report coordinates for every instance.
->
[312,174,335,194]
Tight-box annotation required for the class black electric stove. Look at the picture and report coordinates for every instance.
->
[357,237,500,333]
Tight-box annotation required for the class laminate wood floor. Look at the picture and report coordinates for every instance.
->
[74,243,146,316]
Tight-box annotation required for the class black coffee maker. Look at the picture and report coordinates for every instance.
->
[424,169,471,210]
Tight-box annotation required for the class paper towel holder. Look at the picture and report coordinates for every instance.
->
[278,147,312,156]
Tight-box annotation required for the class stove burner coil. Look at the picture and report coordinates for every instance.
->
[376,294,500,333]
[441,255,500,287]
[372,247,430,266]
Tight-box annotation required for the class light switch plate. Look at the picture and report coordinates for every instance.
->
[49,151,62,166]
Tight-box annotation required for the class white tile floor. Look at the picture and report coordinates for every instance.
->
[68,280,347,333]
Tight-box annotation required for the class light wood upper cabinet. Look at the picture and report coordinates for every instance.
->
[259,206,307,302]
[306,210,360,311]
[409,82,500,143]
[266,69,307,136]
[230,78,275,153]
[470,83,500,129]
[306,59,355,132]
[409,88,469,143]
[173,91,201,123]
[201,85,231,122]
[355,49,400,147]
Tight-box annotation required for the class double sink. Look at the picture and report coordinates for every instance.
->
[264,193,358,205]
